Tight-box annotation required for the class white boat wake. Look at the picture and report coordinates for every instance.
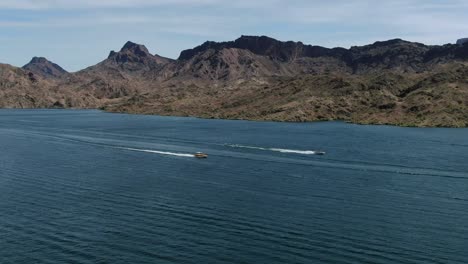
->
[117,147,194,157]
[270,148,318,155]
[226,144,323,155]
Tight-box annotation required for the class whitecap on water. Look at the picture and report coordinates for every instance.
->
[117,147,194,157]
[226,144,322,155]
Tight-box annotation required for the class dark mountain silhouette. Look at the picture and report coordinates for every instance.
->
[22,57,68,79]
[106,41,173,71]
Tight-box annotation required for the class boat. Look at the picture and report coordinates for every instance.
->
[194,152,208,158]
[315,151,326,155]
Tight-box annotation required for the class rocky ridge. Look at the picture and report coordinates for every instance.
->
[2,36,468,127]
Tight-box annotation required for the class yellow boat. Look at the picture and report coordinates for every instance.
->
[194,152,208,158]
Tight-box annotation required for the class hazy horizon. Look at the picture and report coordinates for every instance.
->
[1,0,468,71]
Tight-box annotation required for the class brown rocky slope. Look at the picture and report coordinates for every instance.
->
[2,36,468,127]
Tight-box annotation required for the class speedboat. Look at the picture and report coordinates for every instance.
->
[194,152,208,158]
[315,151,326,155]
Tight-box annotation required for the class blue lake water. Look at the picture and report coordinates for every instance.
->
[0,109,467,264]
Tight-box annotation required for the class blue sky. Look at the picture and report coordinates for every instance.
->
[1,0,468,71]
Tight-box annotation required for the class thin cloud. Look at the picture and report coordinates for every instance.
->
[2,0,468,42]
[2,0,468,71]
[0,0,256,10]
[0,13,241,38]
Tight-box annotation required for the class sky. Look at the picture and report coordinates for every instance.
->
[1,0,468,71]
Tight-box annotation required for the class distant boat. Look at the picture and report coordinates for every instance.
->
[315,151,326,155]
[194,152,208,158]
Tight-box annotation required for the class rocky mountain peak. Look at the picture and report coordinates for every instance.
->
[100,41,172,73]
[29,57,49,64]
[120,41,151,56]
[457,38,468,45]
[178,35,333,62]
[233,35,280,47]
[108,41,151,60]
[371,38,408,46]
[233,35,316,61]
[22,56,67,79]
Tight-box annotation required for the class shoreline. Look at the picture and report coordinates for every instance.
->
[102,108,468,129]
[1,107,466,128]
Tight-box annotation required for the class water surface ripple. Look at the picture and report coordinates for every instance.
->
[1,109,467,264]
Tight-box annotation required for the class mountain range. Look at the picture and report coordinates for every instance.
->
[1,35,467,127]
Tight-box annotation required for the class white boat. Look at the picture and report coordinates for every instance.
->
[194,152,208,158]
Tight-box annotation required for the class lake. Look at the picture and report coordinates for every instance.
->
[0,109,467,264]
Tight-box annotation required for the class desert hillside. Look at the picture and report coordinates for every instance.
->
[2,36,468,127]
